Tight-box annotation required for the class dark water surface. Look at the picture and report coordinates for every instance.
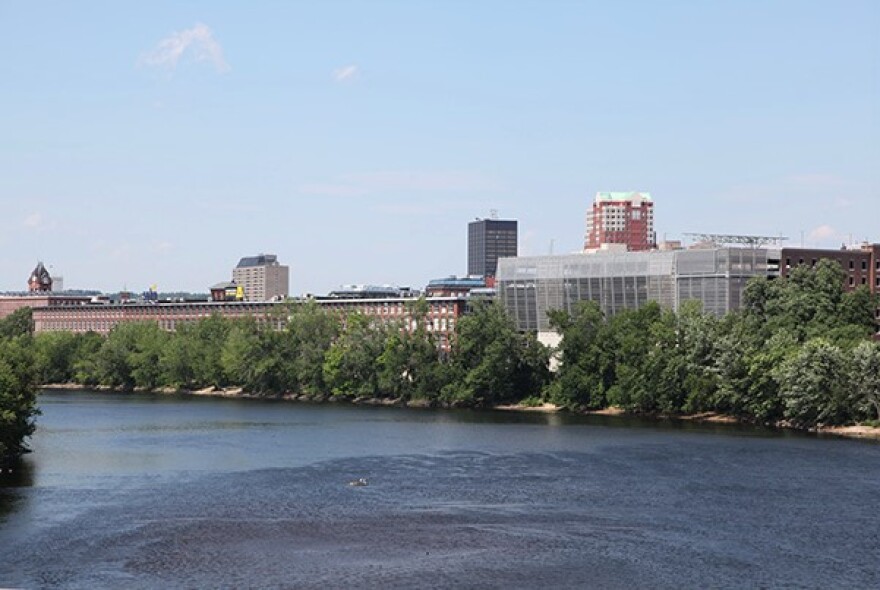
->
[1,390,879,589]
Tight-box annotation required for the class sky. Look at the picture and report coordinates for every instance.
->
[1,1,877,295]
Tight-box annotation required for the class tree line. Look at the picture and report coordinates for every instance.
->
[29,299,550,408]
[3,258,879,463]
[547,260,880,428]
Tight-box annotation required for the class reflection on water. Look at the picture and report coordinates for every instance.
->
[0,390,878,589]
[0,460,34,523]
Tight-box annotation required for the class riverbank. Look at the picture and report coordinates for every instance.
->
[40,384,880,441]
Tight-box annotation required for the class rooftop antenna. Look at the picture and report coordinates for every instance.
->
[489,209,499,220]
[549,239,555,255]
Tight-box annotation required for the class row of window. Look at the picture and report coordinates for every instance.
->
[849,277,880,288]
[786,257,877,274]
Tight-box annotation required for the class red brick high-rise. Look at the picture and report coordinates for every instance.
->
[584,192,656,251]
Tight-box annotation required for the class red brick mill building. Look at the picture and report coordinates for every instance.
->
[28,296,467,352]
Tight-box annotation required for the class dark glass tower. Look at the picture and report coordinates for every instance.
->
[468,219,518,278]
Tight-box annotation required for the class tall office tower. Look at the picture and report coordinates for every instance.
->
[584,192,656,251]
[232,254,290,301]
[468,218,518,278]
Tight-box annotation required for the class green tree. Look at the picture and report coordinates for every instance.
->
[94,322,168,389]
[283,302,340,396]
[0,309,38,464]
[676,301,721,412]
[323,314,387,399]
[0,308,33,340]
[377,299,447,402]
[34,331,80,384]
[70,332,104,386]
[160,315,231,389]
[605,303,664,413]
[442,300,548,406]
[547,301,612,410]
[221,318,288,393]
[850,341,880,422]
[778,338,852,428]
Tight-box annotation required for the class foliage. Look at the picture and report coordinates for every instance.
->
[0,309,38,463]
[778,339,852,428]
[547,301,611,410]
[850,341,880,422]
[441,301,549,406]
[376,301,446,401]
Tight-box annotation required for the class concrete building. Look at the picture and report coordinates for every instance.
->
[468,218,518,279]
[496,247,779,333]
[232,254,289,301]
[585,192,656,252]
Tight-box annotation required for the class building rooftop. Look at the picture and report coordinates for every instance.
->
[595,191,652,203]
[426,276,486,288]
[236,254,279,268]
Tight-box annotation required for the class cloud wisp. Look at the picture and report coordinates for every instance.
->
[333,64,358,82]
[22,212,57,231]
[808,224,837,242]
[141,23,229,73]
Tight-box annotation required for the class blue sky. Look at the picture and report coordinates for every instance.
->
[1,1,877,294]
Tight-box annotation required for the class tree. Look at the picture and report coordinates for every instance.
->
[33,331,80,384]
[376,299,447,402]
[323,314,388,399]
[0,309,38,465]
[605,303,664,413]
[283,302,340,396]
[0,308,33,340]
[547,301,612,410]
[221,318,288,394]
[850,341,880,422]
[442,300,548,406]
[94,322,168,389]
[778,338,852,428]
[676,301,720,413]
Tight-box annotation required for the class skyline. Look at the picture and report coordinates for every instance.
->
[1,1,877,294]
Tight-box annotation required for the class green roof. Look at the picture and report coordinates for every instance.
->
[595,191,652,202]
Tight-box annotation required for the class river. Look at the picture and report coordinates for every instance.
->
[1,389,878,588]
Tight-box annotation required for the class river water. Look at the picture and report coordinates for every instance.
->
[1,390,878,589]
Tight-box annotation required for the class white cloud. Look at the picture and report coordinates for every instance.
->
[333,65,358,82]
[809,224,837,241]
[154,241,173,254]
[22,212,57,231]
[141,23,229,73]
[23,213,43,228]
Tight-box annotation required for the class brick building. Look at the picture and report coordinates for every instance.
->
[584,192,656,252]
[31,295,466,351]
[780,243,880,292]
[780,242,880,324]
[232,254,289,301]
